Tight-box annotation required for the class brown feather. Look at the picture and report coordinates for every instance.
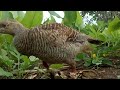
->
[0,21,102,72]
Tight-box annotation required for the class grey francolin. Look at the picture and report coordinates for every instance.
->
[0,20,101,72]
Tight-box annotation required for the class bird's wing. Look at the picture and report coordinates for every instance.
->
[45,30,68,47]
[38,23,83,42]
[37,23,102,45]
[38,23,68,30]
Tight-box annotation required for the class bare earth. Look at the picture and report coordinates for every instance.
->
[21,58,120,79]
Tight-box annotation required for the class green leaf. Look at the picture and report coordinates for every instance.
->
[43,15,56,24]
[0,35,5,44]
[0,67,13,77]
[0,49,7,56]
[0,11,2,20]
[102,59,112,66]
[21,11,43,28]
[0,11,14,20]
[48,15,56,23]
[97,34,106,41]
[75,11,83,29]
[50,64,64,69]
[108,16,120,31]
[92,59,102,65]
[2,34,13,44]
[49,15,56,23]
[48,11,62,18]
[21,55,30,63]
[20,63,29,70]
[29,56,39,62]
[90,26,97,34]
[9,11,18,19]
[43,18,50,24]
[3,58,14,67]
[20,55,30,69]
[0,52,14,67]
[62,11,77,26]
[16,11,25,22]
[75,53,86,60]
[9,51,18,59]
[84,59,92,67]
[10,45,20,56]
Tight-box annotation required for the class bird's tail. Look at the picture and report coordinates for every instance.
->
[87,38,103,45]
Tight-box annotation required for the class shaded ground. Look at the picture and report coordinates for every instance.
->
[17,58,120,79]
[1,57,120,79]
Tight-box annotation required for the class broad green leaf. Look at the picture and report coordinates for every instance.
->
[76,53,86,60]
[102,59,112,66]
[50,64,64,69]
[48,11,62,18]
[89,31,97,38]
[98,34,106,41]
[29,56,39,62]
[84,59,92,67]
[0,11,14,20]
[3,58,14,67]
[2,54,9,60]
[2,34,13,44]
[43,18,50,24]
[16,11,25,22]
[21,11,43,28]
[9,11,18,19]
[20,62,30,70]
[20,55,30,70]
[108,16,120,31]
[97,21,107,32]
[0,52,14,67]
[0,11,2,20]
[49,15,56,23]
[0,35,5,44]
[62,11,77,26]
[21,55,30,63]
[43,15,56,24]
[10,45,20,56]
[89,26,97,34]
[92,59,102,65]
[0,49,7,56]
[0,55,2,59]
[9,51,18,59]
[0,67,13,77]
[88,25,100,38]
[75,11,83,29]
[102,29,111,36]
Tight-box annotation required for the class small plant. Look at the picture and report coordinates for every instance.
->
[1,11,120,79]
[76,45,113,68]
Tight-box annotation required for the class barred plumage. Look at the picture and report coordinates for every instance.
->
[0,20,102,72]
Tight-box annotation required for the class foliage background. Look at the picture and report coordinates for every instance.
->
[0,11,120,78]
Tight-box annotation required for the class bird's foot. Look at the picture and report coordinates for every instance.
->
[68,67,79,79]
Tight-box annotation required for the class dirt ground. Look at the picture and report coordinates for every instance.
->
[1,57,120,79]
[21,57,120,79]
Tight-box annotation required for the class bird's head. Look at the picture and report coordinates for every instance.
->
[0,20,25,35]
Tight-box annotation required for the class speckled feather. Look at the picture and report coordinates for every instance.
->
[0,21,101,71]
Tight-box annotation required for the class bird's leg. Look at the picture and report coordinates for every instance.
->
[70,64,77,72]
[68,61,78,79]
[42,61,56,79]
[65,60,77,73]
[42,61,49,70]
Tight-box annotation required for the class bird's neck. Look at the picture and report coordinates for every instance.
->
[13,28,28,36]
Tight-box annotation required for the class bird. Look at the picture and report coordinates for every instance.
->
[0,20,102,72]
